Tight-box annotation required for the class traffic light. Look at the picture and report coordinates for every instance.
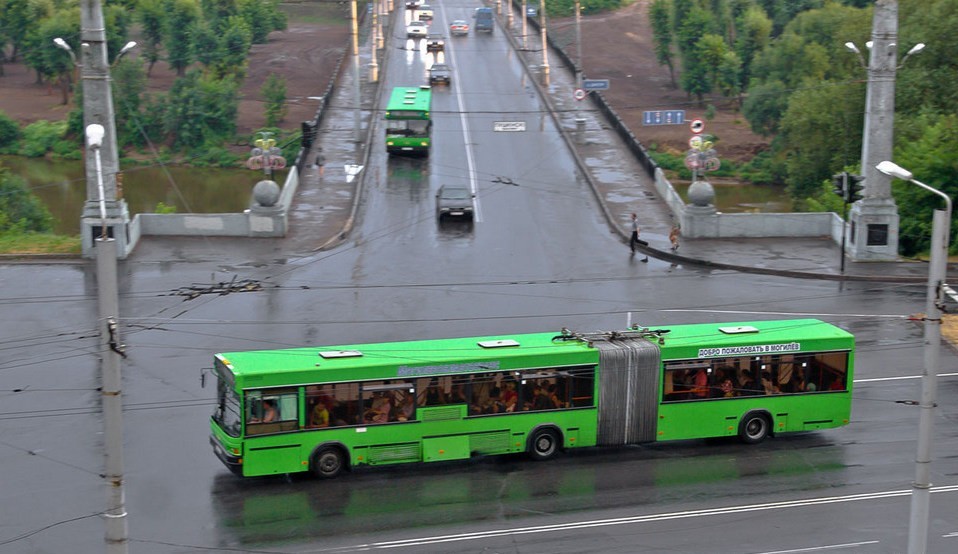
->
[847,174,865,202]
[832,172,847,199]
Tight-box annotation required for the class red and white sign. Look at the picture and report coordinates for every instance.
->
[690,119,705,134]
[573,88,586,101]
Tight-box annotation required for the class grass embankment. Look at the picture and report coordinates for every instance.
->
[0,233,81,256]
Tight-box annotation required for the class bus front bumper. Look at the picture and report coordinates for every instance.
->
[210,434,243,476]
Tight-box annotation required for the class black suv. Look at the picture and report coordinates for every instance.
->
[436,185,474,221]
[428,63,452,86]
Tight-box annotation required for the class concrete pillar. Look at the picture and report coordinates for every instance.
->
[848,0,900,261]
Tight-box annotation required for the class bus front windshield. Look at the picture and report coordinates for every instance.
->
[213,372,242,437]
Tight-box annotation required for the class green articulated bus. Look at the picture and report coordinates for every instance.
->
[385,86,432,156]
[209,319,854,478]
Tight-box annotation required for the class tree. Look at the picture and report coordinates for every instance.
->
[0,0,50,63]
[112,57,148,147]
[0,164,53,234]
[137,0,166,76]
[238,0,287,44]
[891,114,958,256]
[162,69,238,149]
[734,5,772,89]
[22,9,79,104]
[779,80,864,199]
[165,0,201,76]
[649,0,676,88]
[0,110,20,154]
[261,73,287,127]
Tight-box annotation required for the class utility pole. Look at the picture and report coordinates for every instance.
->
[539,0,549,85]
[78,0,132,259]
[370,0,379,83]
[86,124,129,554]
[350,0,362,142]
[521,0,528,50]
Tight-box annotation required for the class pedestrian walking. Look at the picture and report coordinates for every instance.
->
[669,224,680,252]
[629,213,648,262]
[315,150,326,178]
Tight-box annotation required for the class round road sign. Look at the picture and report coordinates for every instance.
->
[573,88,586,101]
[688,135,704,149]
[690,119,705,133]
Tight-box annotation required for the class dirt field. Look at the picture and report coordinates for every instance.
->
[0,1,765,162]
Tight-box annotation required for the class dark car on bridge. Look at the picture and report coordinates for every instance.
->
[426,34,445,52]
[436,185,474,221]
[428,63,452,86]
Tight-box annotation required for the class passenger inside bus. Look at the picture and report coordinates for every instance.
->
[310,399,329,428]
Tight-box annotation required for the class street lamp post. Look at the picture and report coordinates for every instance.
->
[86,123,130,554]
[877,160,951,554]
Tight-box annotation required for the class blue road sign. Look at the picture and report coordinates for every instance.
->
[582,79,610,91]
[642,110,686,126]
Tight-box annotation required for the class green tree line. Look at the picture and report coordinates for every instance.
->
[0,0,287,160]
[648,0,958,256]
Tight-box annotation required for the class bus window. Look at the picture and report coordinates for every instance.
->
[361,381,415,424]
[246,388,298,435]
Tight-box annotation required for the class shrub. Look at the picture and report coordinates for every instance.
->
[0,166,54,234]
[0,111,21,154]
[18,120,68,158]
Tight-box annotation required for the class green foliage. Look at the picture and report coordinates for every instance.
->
[137,0,166,75]
[112,57,148,147]
[0,110,20,154]
[237,0,287,44]
[0,232,80,254]
[0,164,53,234]
[189,144,240,167]
[261,73,288,127]
[779,80,864,198]
[163,69,238,150]
[649,0,675,86]
[890,114,958,256]
[18,120,67,158]
[154,201,178,214]
[22,7,79,104]
[165,0,202,76]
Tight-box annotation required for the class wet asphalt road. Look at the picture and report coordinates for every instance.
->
[3,2,958,553]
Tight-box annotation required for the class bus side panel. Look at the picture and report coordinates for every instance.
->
[243,437,305,475]
[656,393,852,441]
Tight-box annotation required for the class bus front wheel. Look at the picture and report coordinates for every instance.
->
[738,412,771,444]
[528,428,560,461]
[312,447,345,479]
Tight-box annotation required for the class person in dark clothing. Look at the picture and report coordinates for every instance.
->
[629,213,648,262]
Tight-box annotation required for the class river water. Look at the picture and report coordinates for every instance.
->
[4,156,788,237]
[2,155,285,235]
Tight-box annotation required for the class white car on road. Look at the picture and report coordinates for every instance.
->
[407,20,428,38]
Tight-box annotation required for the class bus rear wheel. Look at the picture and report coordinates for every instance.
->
[312,447,345,479]
[738,412,771,444]
[528,428,560,461]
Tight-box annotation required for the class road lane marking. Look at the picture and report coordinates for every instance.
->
[308,485,958,552]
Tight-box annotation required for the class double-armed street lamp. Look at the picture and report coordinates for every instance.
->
[876,160,951,554]
[845,40,925,69]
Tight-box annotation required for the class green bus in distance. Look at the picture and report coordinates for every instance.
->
[209,319,854,478]
[385,86,432,156]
